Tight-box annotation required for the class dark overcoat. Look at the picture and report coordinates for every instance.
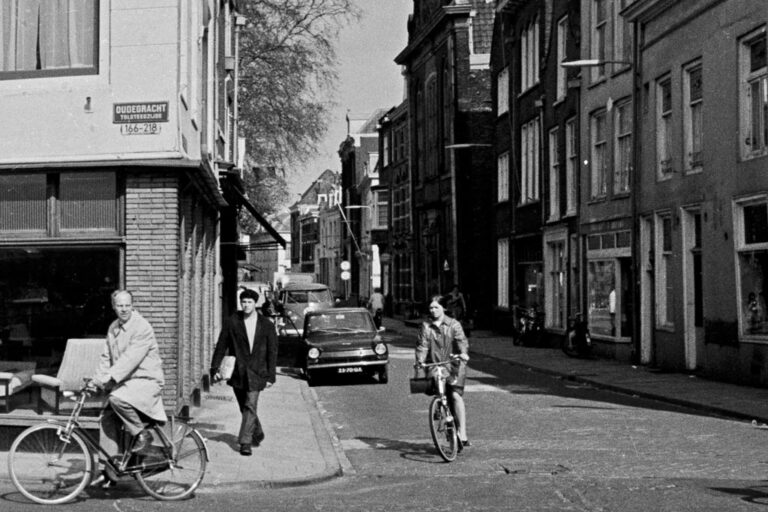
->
[211,311,277,391]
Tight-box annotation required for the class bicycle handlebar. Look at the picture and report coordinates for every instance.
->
[415,354,464,368]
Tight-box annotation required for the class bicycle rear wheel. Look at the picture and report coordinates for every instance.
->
[8,424,93,505]
[428,397,458,462]
[135,427,206,500]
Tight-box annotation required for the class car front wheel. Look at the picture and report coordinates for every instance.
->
[378,366,388,384]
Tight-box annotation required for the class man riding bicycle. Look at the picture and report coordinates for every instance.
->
[415,295,470,449]
[89,290,167,485]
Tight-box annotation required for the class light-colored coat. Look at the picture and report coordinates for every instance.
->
[94,310,167,423]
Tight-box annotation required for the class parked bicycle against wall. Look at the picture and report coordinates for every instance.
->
[8,379,208,505]
[562,313,593,358]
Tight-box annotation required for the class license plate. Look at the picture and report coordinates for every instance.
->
[338,367,363,374]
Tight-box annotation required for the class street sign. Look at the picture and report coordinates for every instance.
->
[340,261,351,271]
[341,271,351,281]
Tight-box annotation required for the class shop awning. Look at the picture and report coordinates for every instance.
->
[231,187,286,249]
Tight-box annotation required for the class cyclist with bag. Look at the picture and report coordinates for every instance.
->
[415,295,470,450]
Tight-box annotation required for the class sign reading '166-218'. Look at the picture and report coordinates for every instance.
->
[113,101,169,136]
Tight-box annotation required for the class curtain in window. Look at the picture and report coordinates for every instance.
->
[1,0,94,72]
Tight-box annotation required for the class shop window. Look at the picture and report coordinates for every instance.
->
[545,239,566,329]
[0,247,118,368]
[735,197,768,336]
[587,234,632,338]
[0,172,119,238]
[588,260,617,337]
[0,0,98,80]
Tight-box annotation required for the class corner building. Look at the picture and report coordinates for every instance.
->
[0,1,241,418]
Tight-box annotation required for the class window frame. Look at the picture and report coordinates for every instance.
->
[734,195,768,339]
[565,117,578,216]
[520,16,540,93]
[590,109,608,199]
[497,66,509,116]
[655,211,675,329]
[656,75,674,179]
[520,116,541,205]
[497,151,510,203]
[0,171,121,239]
[590,0,607,83]
[544,231,567,331]
[0,0,100,81]
[556,16,568,101]
[683,60,704,173]
[739,27,768,160]
[614,98,632,194]
[548,127,560,221]
[497,238,510,308]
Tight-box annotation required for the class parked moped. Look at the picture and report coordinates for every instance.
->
[513,305,543,347]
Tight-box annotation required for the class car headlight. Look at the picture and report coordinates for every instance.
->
[307,347,321,359]
[373,343,387,356]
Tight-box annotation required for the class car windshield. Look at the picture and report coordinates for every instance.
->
[306,312,375,334]
[286,289,333,304]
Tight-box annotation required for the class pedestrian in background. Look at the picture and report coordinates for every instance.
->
[210,288,278,456]
[368,287,385,330]
[445,284,467,322]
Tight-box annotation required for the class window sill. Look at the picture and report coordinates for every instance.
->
[590,334,632,343]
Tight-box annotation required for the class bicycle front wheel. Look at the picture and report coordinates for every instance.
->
[8,423,93,505]
[136,427,206,500]
[428,397,458,462]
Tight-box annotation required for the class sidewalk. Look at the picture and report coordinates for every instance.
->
[385,316,768,425]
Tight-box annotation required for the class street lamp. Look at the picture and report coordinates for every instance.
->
[560,59,632,68]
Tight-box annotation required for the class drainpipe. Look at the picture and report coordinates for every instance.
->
[630,18,643,365]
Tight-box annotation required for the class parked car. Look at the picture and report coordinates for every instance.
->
[301,307,388,385]
[274,283,335,337]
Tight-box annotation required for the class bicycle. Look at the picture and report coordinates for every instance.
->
[8,380,208,505]
[415,356,463,462]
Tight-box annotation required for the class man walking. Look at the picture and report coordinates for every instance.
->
[210,288,278,456]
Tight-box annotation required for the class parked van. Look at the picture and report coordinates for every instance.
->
[274,283,334,337]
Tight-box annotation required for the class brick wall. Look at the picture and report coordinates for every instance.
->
[124,172,181,408]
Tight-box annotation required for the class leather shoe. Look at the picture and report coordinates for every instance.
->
[252,431,265,446]
[239,444,252,456]
[131,430,152,453]
[90,471,116,489]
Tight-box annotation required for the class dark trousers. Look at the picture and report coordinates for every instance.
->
[233,387,263,445]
